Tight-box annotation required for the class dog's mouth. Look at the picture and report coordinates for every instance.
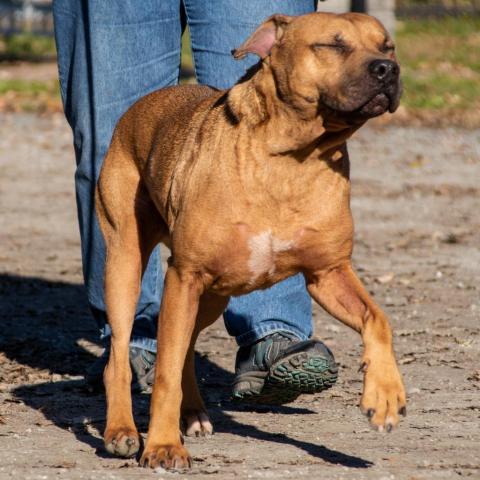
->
[356,79,403,118]
[357,92,392,117]
[322,85,401,124]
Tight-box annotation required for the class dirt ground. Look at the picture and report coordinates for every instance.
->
[0,113,479,479]
[0,62,58,82]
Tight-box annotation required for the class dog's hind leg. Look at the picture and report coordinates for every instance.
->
[96,144,166,458]
[181,294,229,437]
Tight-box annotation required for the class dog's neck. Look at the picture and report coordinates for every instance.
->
[227,63,362,159]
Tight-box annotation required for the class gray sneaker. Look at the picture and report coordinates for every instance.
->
[232,332,338,405]
[85,346,156,394]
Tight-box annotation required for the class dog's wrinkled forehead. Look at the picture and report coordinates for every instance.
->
[286,13,392,52]
[232,12,392,61]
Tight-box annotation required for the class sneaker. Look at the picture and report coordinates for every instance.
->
[85,345,156,394]
[232,332,338,405]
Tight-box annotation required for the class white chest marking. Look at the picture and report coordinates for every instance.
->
[247,230,293,283]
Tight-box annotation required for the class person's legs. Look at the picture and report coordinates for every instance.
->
[184,0,315,346]
[53,0,182,355]
[184,0,337,404]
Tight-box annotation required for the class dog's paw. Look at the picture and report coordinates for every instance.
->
[182,409,213,437]
[360,357,406,432]
[140,444,192,470]
[104,427,140,457]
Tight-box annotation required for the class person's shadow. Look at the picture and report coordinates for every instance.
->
[0,273,373,469]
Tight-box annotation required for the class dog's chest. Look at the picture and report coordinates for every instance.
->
[246,230,294,283]
[177,149,353,294]
[205,227,298,295]
[204,219,352,296]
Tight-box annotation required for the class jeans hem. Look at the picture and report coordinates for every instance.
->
[100,324,158,353]
[234,321,310,347]
[129,337,158,353]
[104,322,309,352]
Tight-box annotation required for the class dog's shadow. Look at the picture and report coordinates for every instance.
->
[0,274,372,469]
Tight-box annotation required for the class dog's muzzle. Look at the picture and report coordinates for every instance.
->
[356,60,401,117]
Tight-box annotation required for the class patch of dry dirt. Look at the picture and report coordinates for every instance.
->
[0,62,58,82]
[0,114,479,479]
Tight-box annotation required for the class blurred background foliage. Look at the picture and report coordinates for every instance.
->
[1,32,55,60]
[397,15,480,111]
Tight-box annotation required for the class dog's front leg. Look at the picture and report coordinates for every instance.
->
[306,263,406,431]
[140,267,203,470]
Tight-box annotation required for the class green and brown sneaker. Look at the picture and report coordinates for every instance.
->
[85,345,156,394]
[232,332,338,405]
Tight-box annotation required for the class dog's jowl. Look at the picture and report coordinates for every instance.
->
[95,12,407,470]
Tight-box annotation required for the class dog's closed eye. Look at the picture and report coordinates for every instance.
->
[379,39,395,54]
[310,34,352,54]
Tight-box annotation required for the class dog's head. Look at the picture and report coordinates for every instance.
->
[233,12,401,124]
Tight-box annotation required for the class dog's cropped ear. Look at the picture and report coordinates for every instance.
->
[232,14,293,60]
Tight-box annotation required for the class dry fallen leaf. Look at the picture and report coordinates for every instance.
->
[376,273,395,284]
[467,370,480,382]
[399,356,417,365]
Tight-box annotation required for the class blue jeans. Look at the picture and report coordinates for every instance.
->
[53,0,315,351]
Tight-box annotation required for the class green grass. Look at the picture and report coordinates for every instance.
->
[181,28,193,71]
[396,16,480,112]
[398,14,480,37]
[0,78,61,113]
[0,33,56,60]
[401,73,479,109]
[0,79,59,95]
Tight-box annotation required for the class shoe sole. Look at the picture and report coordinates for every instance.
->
[232,350,338,405]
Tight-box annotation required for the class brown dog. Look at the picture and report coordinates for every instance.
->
[96,11,406,470]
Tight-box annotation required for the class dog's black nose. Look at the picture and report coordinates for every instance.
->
[369,59,399,83]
